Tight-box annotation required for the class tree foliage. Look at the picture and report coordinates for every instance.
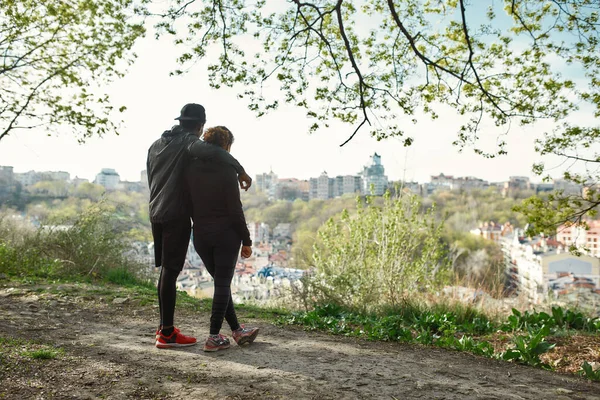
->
[0,0,144,141]
[146,0,599,228]
[148,0,596,149]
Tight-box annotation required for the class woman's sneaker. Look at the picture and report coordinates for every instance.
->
[155,327,197,349]
[232,325,259,345]
[203,334,231,352]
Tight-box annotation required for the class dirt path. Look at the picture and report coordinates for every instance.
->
[1,284,599,400]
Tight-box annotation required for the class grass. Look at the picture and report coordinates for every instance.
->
[278,301,600,377]
[0,337,64,361]
[23,349,62,360]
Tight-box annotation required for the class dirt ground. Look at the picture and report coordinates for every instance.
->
[1,284,600,400]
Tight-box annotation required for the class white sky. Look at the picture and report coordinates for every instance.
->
[0,15,588,184]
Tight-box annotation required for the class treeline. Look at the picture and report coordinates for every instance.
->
[6,181,534,293]
[5,181,151,242]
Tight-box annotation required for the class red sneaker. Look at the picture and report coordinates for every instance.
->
[155,327,197,349]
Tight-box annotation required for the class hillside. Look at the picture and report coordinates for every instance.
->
[1,281,599,400]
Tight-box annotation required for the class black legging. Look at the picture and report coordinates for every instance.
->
[157,267,179,328]
[193,227,241,334]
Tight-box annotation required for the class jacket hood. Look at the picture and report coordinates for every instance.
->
[161,125,191,141]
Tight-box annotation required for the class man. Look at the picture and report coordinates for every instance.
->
[147,103,251,348]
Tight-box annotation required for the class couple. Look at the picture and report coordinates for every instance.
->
[147,103,258,352]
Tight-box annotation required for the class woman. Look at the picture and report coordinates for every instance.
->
[185,126,259,352]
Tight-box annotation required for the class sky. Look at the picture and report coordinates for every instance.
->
[0,4,590,185]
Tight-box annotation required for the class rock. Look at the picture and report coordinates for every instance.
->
[0,273,7,280]
[24,295,40,302]
[112,297,129,305]
[555,388,573,395]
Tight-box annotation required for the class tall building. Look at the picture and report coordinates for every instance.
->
[333,175,363,197]
[255,170,278,199]
[361,153,388,195]
[94,168,120,190]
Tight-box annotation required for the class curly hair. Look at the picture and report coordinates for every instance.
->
[202,126,234,149]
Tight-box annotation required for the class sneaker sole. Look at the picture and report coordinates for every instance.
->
[155,341,197,349]
[203,344,230,352]
[236,329,259,346]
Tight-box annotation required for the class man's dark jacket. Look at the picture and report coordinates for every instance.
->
[146,125,245,223]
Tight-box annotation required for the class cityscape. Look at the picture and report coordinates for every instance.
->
[0,152,597,308]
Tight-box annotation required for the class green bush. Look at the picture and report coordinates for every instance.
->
[306,193,450,312]
[0,203,150,286]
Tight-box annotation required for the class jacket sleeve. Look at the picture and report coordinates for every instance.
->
[187,140,246,175]
[224,167,252,246]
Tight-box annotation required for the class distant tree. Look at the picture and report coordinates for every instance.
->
[0,0,144,142]
[29,181,69,197]
[74,183,105,201]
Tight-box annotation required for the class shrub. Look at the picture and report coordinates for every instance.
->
[0,203,150,285]
[306,193,450,312]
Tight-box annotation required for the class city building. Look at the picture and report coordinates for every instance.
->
[141,170,148,188]
[309,171,334,200]
[471,221,513,243]
[13,170,70,186]
[553,179,582,196]
[277,178,309,201]
[500,226,600,304]
[429,174,489,192]
[333,175,363,197]
[273,223,292,239]
[71,177,89,187]
[0,166,14,186]
[94,168,120,190]
[14,170,41,186]
[255,170,278,199]
[46,171,70,181]
[117,181,145,193]
[0,166,16,198]
[542,252,600,292]
[502,176,531,197]
[556,221,600,258]
[361,153,388,195]
[452,176,489,191]
[429,173,454,190]
[534,182,555,194]
[247,222,270,244]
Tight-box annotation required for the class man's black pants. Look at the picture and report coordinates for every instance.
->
[152,218,191,328]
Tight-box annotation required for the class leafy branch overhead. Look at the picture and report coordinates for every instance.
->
[147,0,598,152]
[0,0,144,142]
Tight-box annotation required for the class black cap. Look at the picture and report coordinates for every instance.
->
[174,103,206,123]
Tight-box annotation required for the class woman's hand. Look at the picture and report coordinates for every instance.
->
[241,245,252,258]
[238,172,252,191]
